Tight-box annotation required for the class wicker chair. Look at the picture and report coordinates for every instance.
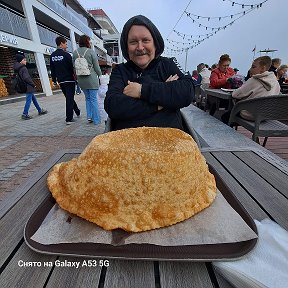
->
[228,94,288,146]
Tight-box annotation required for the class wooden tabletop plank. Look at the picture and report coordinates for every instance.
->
[212,151,288,229]
[234,151,288,198]
[0,154,73,268]
[104,260,155,288]
[0,244,56,288]
[159,262,214,288]
[46,256,102,288]
[213,269,234,288]
[203,152,269,220]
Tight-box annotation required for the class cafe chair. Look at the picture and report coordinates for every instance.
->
[199,86,208,111]
[228,94,288,146]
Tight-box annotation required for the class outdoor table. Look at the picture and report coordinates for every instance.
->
[280,83,288,94]
[1,144,288,287]
[205,88,234,115]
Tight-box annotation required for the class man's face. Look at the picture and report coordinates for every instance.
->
[59,41,68,51]
[127,25,156,69]
[250,60,266,76]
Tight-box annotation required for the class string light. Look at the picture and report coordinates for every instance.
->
[166,0,269,56]
[226,0,268,7]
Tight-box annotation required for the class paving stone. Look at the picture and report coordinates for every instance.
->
[0,93,105,201]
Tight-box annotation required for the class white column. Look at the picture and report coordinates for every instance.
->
[21,0,52,96]
[69,29,77,52]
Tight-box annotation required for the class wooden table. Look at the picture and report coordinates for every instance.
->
[205,88,233,115]
[1,148,288,287]
[280,83,288,93]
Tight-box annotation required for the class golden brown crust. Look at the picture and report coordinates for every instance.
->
[47,127,217,232]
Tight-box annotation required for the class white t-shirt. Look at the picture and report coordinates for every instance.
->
[99,74,110,85]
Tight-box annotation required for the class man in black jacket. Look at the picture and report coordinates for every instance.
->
[104,15,194,130]
[50,36,80,124]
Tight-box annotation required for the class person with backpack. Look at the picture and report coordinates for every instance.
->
[72,35,102,125]
[13,53,47,120]
[50,36,80,125]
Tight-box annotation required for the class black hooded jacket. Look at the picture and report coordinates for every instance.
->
[104,15,194,130]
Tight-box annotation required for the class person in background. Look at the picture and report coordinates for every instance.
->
[104,15,194,131]
[208,54,235,115]
[75,81,82,95]
[98,69,110,123]
[234,68,239,74]
[276,64,288,85]
[13,53,47,120]
[268,58,281,76]
[209,54,235,89]
[232,56,280,121]
[73,35,102,125]
[197,62,211,88]
[50,36,80,125]
[191,70,202,86]
[210,63,218,70]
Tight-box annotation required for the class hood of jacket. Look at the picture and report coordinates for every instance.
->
[252,71,277,91]
[120,15,164,61]
[13,62,25,72]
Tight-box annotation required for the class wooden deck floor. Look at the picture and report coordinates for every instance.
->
[236,127,288,161]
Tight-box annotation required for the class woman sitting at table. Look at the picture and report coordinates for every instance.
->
[221,56,280,123]
[208,54,235,115]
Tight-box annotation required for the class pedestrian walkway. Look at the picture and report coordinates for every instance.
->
[0,93,105,202]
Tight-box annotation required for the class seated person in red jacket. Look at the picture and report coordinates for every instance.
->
[104,15,194,131]
[208,54,235,115]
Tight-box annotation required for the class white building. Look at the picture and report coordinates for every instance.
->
[0,0,110,96]
[88,8,123,65]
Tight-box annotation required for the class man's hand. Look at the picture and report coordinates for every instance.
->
[123,81,141,98]
[166,74,179,82]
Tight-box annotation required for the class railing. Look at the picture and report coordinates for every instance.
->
[0,4,30,39]
[37,24,72,52]
[38,0,93,37]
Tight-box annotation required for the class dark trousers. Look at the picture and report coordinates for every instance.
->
[60,82,80,122]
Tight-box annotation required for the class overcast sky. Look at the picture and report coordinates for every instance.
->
[79,0,287,75]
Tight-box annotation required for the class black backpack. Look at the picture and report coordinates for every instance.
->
[13,67,27,93]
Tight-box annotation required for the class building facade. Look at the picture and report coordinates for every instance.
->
[88,8,123,66]
[0,0,111,97]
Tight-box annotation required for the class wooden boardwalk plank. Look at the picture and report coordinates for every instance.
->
[237,127,288,161]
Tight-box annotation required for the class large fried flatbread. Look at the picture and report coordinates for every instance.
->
[47,127,216,232]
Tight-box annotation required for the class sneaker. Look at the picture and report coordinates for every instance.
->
[38,109,48,115]
[21,114,32,120]
[87,118,93,123]
[66,119,76,125]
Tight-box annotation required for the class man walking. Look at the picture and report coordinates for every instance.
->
[50,36,80,124]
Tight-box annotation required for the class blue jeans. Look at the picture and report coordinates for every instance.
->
[23,93,41,115]
[83,89,100,125]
